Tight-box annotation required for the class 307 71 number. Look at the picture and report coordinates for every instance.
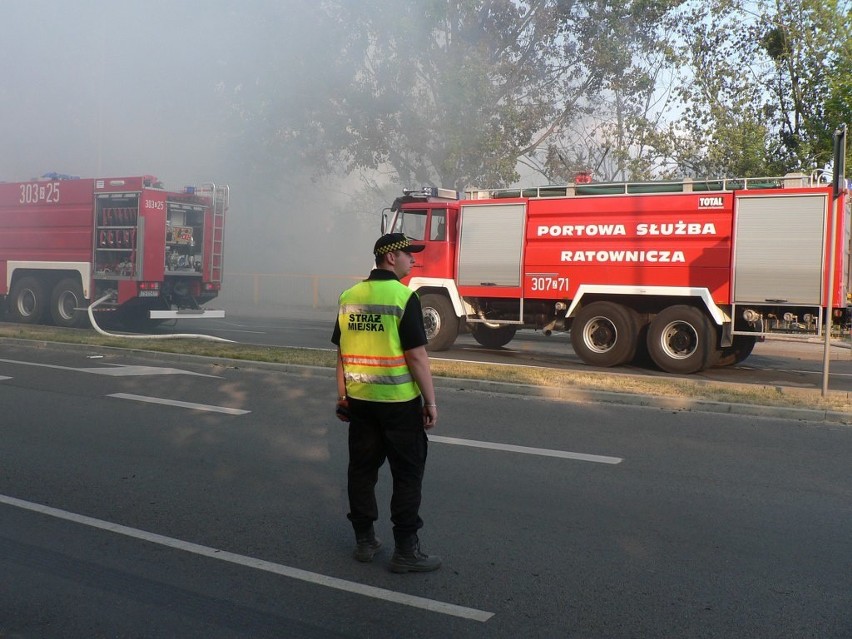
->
[529,276,568,292]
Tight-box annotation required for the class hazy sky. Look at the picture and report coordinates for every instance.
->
[0,1,379,303]
[0,1,233,184]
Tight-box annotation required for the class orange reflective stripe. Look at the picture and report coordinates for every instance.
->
[342,354,407,368]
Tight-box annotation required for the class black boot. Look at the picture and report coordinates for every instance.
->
[389,535,441,573]
[353,527,382,563]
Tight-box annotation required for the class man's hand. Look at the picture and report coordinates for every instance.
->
[422,404,437,429]
[335,398,350,422]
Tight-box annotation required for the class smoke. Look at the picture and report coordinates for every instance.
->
[1,2,219,180]
[0,0,378,314]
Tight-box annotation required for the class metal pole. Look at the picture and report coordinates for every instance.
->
[822,196,840,396]
[822,125,848,396]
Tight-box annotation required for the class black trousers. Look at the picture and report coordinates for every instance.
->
[346,396,428,544]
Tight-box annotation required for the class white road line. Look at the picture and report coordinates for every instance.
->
[0,358,218,378]
[0,376,11,381]
[0,494,493,622]
[218,321,268,333]
[78,365,219,377]
[202,328,267,335]
[108,393,251,415]
[786,368,852,378]
[430,435,623,465]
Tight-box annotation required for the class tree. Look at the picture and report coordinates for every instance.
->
[219,1,691,190]
[213,0,358,182]
[821,2,852,173]
[320,0,563,191]
[665,0,851,177]
[315,1,689,190]
[534,0,684,183]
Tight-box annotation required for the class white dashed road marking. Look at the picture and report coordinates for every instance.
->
[108,393,250,415]
[0,494,494,622]
[0,358,218,377]
[430,435,623,464]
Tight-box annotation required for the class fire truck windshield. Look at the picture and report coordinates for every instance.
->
[394,209,427,240]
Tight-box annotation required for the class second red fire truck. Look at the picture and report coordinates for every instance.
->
[382,171,850,374]
[0,174,227,329]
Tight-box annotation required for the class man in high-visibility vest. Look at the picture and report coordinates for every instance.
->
[331,233,441,573]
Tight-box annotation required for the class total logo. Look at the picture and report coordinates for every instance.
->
[698,196,724,208]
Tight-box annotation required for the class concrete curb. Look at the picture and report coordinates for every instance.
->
[4,337,849,426]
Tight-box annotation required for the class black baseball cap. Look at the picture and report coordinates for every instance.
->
[373,233,425,256]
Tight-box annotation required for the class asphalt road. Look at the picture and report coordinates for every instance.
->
[1,342,850,637]
[150,311,852,393]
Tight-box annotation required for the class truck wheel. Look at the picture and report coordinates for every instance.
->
[570,301,638,367]
[713,335,757,367]
[420,293,458,351]
[470,324,517,348]
[647,305,714,374]
[50,278,90,328]
[8,276,46,324]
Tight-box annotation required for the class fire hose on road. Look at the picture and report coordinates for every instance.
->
[87,292,235,343]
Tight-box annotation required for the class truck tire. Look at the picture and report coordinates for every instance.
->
[470,324,517,349]
[50,278,90,328]
[712,335,757,367]
[570,301,638,367]
[647,305,715,374]
[420,293,458,351]
[8,276,46,324]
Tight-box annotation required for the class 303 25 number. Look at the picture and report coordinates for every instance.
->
[19,182,60,204]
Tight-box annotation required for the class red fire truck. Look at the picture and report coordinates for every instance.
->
[0,174,227,328]
[382,173,850,374]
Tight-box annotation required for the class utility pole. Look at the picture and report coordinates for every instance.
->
[822,124,847,396]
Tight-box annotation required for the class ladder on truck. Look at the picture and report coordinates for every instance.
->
[465,172,817,200]
[199,183,228,283]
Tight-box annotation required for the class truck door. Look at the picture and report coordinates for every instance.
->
[457,202,525,288]
[395,206,455,280]
[733,193,829,305]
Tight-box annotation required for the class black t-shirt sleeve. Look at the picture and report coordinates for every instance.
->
[331,317,341,346]
[399,292,428,351]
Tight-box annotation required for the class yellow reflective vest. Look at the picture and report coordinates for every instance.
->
[338,278,421,402]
